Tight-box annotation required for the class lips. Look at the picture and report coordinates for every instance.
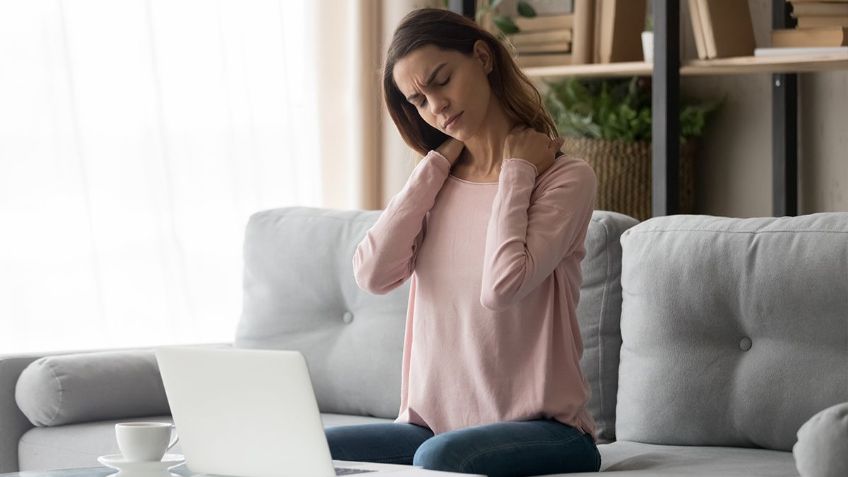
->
[444,112,463,130]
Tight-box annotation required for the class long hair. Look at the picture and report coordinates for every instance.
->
[383,8,559,157]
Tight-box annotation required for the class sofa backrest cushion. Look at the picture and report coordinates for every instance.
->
[15,350,170,427]
[235,207,405,419]
[576,211,638,441]
[616,213,848,451]
[234,206,637,437]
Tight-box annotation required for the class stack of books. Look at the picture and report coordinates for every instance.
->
[474,0,575,68]
[509,14,575,68]
[479,0,647,67]
[688,0,756,59]
[760,1,848,56]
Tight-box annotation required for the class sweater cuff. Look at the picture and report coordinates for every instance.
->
[503,157,538,176]
[426,150,452,171]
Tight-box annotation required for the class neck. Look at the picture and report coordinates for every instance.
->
[455,101,518,177]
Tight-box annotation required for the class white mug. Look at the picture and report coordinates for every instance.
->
[115,422,179,462]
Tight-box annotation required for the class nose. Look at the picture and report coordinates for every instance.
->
[427,94,449,117]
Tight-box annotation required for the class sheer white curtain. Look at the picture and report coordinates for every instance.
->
[0,0,321,354]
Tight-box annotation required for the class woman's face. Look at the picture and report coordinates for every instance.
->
[392,41,494,141]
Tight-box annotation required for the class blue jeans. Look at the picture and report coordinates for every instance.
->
[325,418,601,477]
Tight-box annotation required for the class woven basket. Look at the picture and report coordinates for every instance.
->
[562,138,696,221]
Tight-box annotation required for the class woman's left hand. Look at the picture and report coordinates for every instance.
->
[503,126,565,176]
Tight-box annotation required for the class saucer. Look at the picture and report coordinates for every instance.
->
[98,454,186,473]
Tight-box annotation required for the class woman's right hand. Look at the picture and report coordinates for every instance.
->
[435,137,465,166]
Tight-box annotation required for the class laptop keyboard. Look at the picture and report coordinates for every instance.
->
[335,467,377,475]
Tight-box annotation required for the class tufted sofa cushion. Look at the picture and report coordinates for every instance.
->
[234,206,637,435]
[235,207,404,419]
[616,213,848,451]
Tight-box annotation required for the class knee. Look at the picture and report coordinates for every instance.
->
[324,426,351,460]
[412,434,469,473]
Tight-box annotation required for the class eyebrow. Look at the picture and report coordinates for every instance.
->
[404,63,447,103]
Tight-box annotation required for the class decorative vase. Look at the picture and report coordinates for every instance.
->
[641,31,653,62]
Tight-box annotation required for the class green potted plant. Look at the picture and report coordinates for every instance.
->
[543,76,721,220]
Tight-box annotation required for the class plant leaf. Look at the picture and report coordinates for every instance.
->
[517,1,537,17]
[542,77,720,143]
[492,15,519,34]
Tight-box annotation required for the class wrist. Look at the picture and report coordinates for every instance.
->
[504,157,539,176]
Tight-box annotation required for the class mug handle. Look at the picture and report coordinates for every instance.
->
[166,426,180,451]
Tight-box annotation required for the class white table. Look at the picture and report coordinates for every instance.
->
[1,460,485,477]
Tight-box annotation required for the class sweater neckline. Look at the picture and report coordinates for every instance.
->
[448,174,498,185]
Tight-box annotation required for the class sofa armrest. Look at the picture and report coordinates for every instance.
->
[0,342,231,473]
[0,353,43,473]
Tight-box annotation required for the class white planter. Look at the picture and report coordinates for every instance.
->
[641,31,653,62]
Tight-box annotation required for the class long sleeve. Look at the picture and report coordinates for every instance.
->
[480,157,597,311]
[352,150,452,295]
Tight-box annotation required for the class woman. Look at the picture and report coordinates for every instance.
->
[329,7,600,477]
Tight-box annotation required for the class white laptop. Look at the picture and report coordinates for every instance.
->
[155,346,478,477]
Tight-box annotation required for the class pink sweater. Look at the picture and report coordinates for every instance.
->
[352,150,598,440]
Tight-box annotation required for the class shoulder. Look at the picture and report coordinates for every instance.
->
[527,154,597,212]
[537,154,597,193]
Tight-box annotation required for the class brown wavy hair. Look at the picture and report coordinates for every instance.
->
[383,7,559,157]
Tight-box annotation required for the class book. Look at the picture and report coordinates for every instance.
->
[754,46,848,56]
[791,3,848,16]
[513,14,575,32]
[506,28,572,47]
[519,0,574,15]
[593,0,602,62]
[515,42,572,54]
[697,0,756,58]
[796,16,848,28]
[598,0,647,63]
[772,27,848,47]
[516,52,572,68]
[572,0,595,64]
[688,0,708,59]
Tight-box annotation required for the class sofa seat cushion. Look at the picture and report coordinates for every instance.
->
[596,441,799,476]
[557,441,798,476]
[18,413,393,471]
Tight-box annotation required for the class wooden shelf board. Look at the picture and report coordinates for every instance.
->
[522,62,652,78]
[683,54,848,75]
[521,54,848,78]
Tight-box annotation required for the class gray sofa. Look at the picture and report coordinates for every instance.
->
[2,206,847,476]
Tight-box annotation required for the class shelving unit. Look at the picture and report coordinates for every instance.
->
[450,0,848,217]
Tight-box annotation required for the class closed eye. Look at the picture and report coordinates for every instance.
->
[417,76,451,108]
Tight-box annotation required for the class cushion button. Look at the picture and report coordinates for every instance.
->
[343,312,354,324]
[739,337,752,351]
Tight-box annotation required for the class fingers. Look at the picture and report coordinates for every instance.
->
[546,136,563,148]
